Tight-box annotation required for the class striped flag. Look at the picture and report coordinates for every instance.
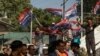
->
[53,19,70,30]
[45,8,62,16]
[18,8,32,27]
[64,3,81,35]
[65,3,78,19]
[94,1,100,14]
[56,19,68,26]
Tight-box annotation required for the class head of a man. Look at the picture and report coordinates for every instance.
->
[71,43,80,53]
[28,45,35,55]
[20,44,28,56]
[56,40,66,53]
[66,41,71,50]
[3,46,11,56]
[88,19,93,25]
[86,17,93,26]
[3,48,8,54]
[10,40,23,52]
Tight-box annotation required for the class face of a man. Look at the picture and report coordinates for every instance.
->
[29,46,35,55]
[88,20,93,26]
[57,43,66,53]
[3,48,8,54]
[66,41,71,50]
[21,46,28,55]
[72,46,79,53]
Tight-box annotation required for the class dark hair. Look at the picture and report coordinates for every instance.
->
[3,48,7,51]
[48,40,58,53]
[28,45,34,50]
[56,40,66,47]
[71,43,80,48]
[22,44,27,47]
[48,40,65,53]
[10,40,23,51]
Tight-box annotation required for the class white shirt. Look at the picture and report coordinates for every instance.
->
[27,53,31,56]
[67,50,75,56]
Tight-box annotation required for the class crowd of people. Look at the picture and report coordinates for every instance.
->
[0,17,99,56]
[34,17,98,56]
[0,40,37,56]
[48,39,87,56]
[0,39,87,56]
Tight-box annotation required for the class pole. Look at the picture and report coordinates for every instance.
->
[81,0,83,37]
[62,0,66,19]
[30,10,33,44]
[62,0,67,41]
[81,0,83,24]
[1,34,4,46]
[3,34,4,46]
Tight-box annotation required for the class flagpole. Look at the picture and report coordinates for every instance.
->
[81,0,83,24]
[81,0,83,37]
[62,0,67,41]
[62,0,66,19]
[30,10,33,44]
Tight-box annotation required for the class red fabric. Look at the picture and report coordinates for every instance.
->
[96,1,100,5]
[71,26,81,30]
[18,8,30,22]
[56,19,68,25]
[94,1,100,14]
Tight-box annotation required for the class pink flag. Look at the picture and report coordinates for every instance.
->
[94,1,100,14]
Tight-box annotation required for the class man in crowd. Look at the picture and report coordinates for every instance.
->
[71,42,80,56]
[2,47,11,56]
[49,40,68,56]
[66,41,75,56]
[82,17,97,56]
[27,45,36,56]
[10,40,26,56]
[20,44,28,56]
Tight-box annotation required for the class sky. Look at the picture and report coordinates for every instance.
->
[30,0,77,10]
